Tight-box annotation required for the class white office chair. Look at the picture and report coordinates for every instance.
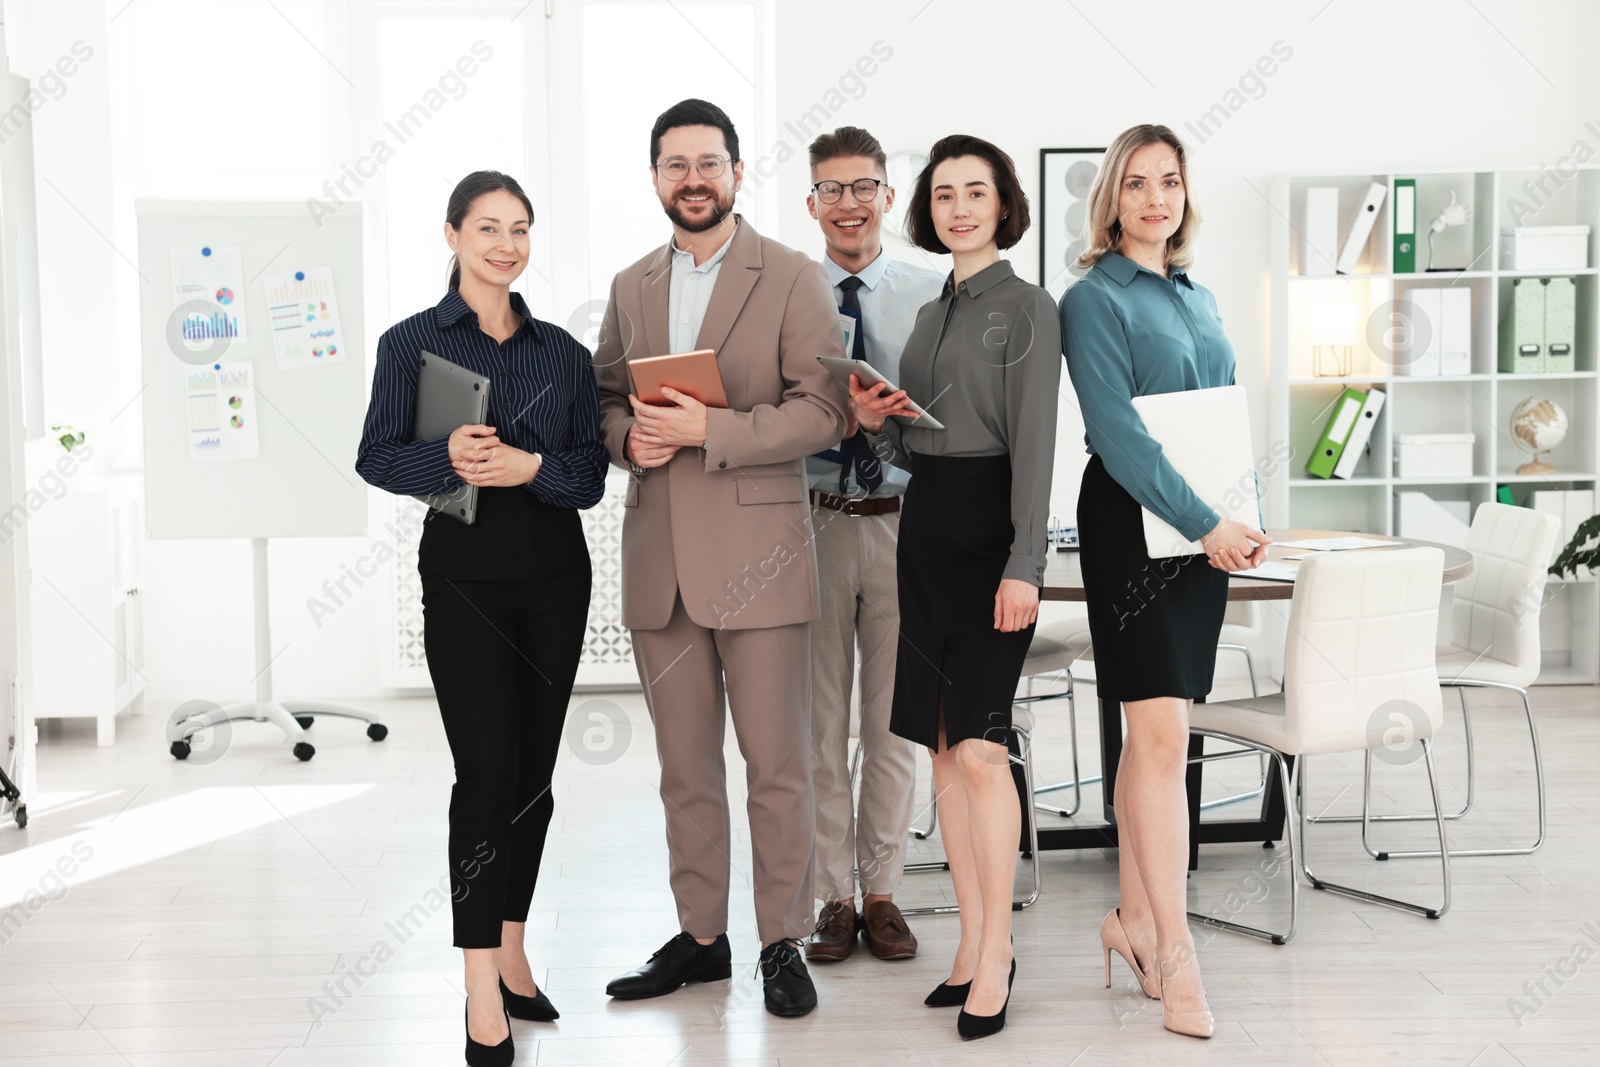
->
[1200,601,1270,811]
[1217,600,1262,695]
[1028,609,1265,818]
[847,660,1042,914]
[1185,548,1451,944]
[1018,620,1093,816]
[1311,503,1559,860]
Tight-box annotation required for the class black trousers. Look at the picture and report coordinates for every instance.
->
[418,487,592,949]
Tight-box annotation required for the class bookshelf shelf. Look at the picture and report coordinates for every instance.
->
[1270,166,1600,685]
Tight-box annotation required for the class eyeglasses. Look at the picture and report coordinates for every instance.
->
[811,179,885,204]
[654,155,733,181]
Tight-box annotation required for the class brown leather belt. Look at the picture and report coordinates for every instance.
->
[810,490,900,517]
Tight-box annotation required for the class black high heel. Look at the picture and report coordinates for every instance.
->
[956,957,1015,1041]
[500,976,560,1022]
[464,1000,514,1067]
[923,979,971,1007]
[931,934,1009,1007]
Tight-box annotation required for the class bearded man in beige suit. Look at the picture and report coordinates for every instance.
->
[594,99,848,1019]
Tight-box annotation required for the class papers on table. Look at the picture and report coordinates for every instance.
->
[1233,560,1301,583]
[1275,536,1404,552]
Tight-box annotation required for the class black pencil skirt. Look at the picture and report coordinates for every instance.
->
[417,486,591,948]
[889,453,1036,750]
[1077,454,1227,703]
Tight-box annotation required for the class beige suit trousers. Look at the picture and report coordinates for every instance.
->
[631,594,817,944]
[809,507,917,902]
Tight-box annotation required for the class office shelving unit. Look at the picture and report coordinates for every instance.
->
[1268,167,1600,684]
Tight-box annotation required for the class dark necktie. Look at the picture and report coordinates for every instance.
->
[836,276,883,495]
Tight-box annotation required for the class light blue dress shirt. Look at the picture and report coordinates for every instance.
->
[1060,250,1238,541]
[668,222,737,354]
[806,250,944,497]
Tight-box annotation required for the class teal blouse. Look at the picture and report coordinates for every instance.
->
[1059,250,1237,541]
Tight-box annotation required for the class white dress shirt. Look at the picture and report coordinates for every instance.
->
[668,221,738,354]
[807,249,943,497]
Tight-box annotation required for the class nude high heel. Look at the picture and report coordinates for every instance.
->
[1099,909,1159,1000]
[1155,958,1214,1039]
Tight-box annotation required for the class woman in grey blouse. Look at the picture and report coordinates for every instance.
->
[855,134,1060,1041]
[1061,124,1269,1041]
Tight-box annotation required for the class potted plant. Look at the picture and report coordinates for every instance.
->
[1549,516,1600,579]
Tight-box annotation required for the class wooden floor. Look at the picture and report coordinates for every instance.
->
[1,665,1596,1066]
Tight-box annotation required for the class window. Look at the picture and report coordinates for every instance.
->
[376,17,528,320]
[130,0,338,199]
[577,2,764,307]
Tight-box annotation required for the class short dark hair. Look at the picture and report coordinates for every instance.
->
[650,98,740,166]
[808,126,887,176]
[906,134,1030,254]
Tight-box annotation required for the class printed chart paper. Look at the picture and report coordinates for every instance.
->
[187,362,260,461]
[172,246,248,342]
[263,267,345,370]
[1234,560,1301,583]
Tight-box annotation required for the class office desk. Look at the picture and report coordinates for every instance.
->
[1030,529,1473,863]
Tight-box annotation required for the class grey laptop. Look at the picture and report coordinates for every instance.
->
[412,349,490,525]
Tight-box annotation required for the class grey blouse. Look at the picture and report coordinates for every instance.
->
[867,259,1061,585]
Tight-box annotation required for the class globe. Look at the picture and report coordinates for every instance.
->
[1509,396,1568,475]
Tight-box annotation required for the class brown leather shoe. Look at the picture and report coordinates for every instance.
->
[860,900,918,960]
[805,902,857,962]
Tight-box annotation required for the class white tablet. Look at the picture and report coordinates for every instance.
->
[816,356,946,431]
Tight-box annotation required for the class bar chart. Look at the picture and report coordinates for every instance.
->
[181,309,241,342]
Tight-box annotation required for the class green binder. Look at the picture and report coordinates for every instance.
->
[1393,178,1416,273]
[1500,277,1545,373]
[1544,276,1575,373]
[1306,387,1367,479]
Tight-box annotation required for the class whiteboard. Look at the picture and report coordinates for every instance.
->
[136,201,366,539]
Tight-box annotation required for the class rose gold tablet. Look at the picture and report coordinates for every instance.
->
[627,349,729,408]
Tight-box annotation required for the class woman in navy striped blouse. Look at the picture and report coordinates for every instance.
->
[356,170,605,1066]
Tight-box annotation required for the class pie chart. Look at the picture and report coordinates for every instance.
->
[215,287,234,305]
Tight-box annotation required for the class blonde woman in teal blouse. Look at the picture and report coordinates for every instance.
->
[1060,124,1269,1040]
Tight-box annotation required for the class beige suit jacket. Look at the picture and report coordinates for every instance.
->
[594,217,848,631]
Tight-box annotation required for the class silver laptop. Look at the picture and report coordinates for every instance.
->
[412,349,490,525]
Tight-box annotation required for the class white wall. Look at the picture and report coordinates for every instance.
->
[769,0,1600,528]
[15,0,1600,704]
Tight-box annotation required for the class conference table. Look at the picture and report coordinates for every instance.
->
[1028,528,1475,866]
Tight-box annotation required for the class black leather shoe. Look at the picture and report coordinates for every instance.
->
[499,976,559,1022]
[606,932,732,1000]
[464,1001,513,1067]
[759,939,818,1017]
[924,979,971,1007]
[956,958,1016,1041]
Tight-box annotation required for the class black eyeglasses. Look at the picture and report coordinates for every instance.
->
[654,155,733,181]
[812,179,885,204]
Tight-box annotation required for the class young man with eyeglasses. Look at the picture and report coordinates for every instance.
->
[800,127,943,967]
[592,98,848,1018]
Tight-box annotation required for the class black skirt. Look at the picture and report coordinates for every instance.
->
[1077,454,1227,702]
[889,453,1035,750]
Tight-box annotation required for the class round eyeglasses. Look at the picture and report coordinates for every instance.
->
[812,179,886,205]
[654,155,733,181]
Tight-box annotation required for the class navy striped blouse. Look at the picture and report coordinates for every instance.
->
[355,289,607,510]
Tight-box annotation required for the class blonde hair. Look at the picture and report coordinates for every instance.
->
[1076,124,1200,271]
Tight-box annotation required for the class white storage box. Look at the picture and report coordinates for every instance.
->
[1395,433,1475,479]
[1501,225,1590,271]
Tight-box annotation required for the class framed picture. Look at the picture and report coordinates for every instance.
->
[1039,147,1106,301]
